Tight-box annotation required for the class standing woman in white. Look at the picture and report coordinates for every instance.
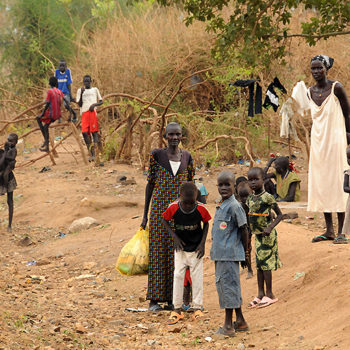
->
[308,55,350,243]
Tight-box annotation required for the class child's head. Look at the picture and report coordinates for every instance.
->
[49,76,58,88]
[179,182,198,212]
[235,176,248,187]
[217,171,235,200]
[347,147,350,166]
[83,75,92,88]
[58,59,67,73]
[238,185,252,204]
[273,156,289,175]
[7,133,18,147]
[248,167,264,193]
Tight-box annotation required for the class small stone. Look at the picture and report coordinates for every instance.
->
[68,217,99,233]
[53,326,61,332]
[36,259,51,266]
[75,322,86,334]
[298,336,304,341]
[261,326,274,331]
[205,336,212,342]
[168,325,182,333]
[83,261,97,270]
[314,347,325,350]
[147,340,156,346]
[18,236,33,247]
[237,343,245,350]
[121,297,127,301]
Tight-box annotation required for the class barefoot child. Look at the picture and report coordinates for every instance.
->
[211,171,249,336]
[247,167,283,308]
[37,77,72,152]
[264,156,301,202]
[76,75,103,163]
[162,182,211,324]
[334,147,350,244]
[236,178,254,279]
[0,133,18,232]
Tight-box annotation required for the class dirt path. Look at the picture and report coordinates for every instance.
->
[0,138,349,350]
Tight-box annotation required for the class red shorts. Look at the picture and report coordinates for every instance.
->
[81,110,99,134]
[184,268,192,287]
[41,117,53,125]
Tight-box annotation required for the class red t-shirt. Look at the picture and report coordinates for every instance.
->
[44,88,64,120]
[163,200,211,252]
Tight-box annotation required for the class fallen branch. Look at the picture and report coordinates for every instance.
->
[195,135,255,165]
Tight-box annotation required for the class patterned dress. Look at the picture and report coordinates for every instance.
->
[146,148,194,302]
[247,191,282,271]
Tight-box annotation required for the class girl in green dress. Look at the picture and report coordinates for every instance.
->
[247,167,283,309]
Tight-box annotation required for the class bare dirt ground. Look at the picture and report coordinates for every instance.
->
[0,135,349,350]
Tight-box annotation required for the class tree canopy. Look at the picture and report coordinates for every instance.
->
[155,0,350,67]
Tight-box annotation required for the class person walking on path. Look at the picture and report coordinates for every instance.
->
[307,55,350,244]
[141,122,195,312]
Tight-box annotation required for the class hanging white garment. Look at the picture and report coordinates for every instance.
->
[280,97,299,140]
[307,81,347,212]
[292,81,310,116]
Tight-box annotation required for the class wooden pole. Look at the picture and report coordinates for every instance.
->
[70,122,88,165]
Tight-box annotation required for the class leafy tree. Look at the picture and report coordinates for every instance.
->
[154,0,350,67]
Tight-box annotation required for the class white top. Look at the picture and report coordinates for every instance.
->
[292,81,310,116]
[76,87,102,115]
[169,160,180,176]
[307,81,347,212]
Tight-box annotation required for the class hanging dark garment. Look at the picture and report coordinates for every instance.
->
[263,77,287,112]
[231,79,262,117]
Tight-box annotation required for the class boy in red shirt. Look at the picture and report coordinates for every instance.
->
[163,182,211,324]
[37,76,72,152]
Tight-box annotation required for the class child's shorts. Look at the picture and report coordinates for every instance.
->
[215,261,242,309]
[81,110,99,134]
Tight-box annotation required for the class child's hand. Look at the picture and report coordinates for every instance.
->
[174,235,185,251]
[4,142,10,151]
[240,260,247,269]
[195,242,205,259]
[81,87,85,94]
[89,104,95,112]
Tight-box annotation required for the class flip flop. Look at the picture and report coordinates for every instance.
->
[192,310,204,321]
[168,311,184,325]
[233,321,249,332]
[257,296,278,308]
[311,235,334,243]
[216,327,235,337]
[248,297,261,309]
[333,235,349,244]
[148,304,163,313]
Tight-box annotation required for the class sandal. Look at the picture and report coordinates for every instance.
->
[257,296,278,308]
[233,321,249,332]
[311,235,334,243]
[148,304,163,313]
[168,311,184,325]
[216,326,235,337]
[192,310,204,321]
[248,297,261,309]
[333,235,349,244]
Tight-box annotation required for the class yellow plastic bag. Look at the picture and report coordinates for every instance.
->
[116,227,149,276]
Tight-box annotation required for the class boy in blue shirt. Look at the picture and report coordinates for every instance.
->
[211,171,249,337]
[55,59,76,122]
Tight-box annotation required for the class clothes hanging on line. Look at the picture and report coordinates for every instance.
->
[231,79,262,117]
[263,77,287,112]
[279,98,299,141]
[291,81,310,116]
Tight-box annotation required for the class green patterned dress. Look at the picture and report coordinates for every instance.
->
[247,191,282,271]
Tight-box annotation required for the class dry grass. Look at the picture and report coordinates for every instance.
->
[71,6,214,105]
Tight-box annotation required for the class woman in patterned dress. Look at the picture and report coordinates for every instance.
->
[141,122,195,312]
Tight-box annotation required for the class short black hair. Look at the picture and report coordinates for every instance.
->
[180,182,197,197]
[275,156,289,169]
[238,186,251,197]
[236,176,248,186]
[49,76,58,87]
[248,167,264,178]
[8,133,18,141]
[83,74,92,81]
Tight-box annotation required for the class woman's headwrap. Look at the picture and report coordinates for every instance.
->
[311,55,334,70]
